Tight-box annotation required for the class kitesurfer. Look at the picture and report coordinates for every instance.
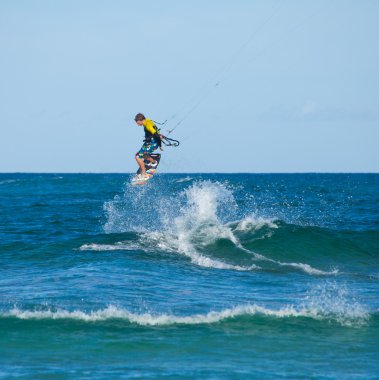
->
[134,113,164,178]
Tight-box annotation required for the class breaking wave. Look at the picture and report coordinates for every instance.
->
[96,181,344,275]
[3,283,370,328]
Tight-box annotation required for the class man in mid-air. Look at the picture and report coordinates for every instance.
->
[134,113,164,178]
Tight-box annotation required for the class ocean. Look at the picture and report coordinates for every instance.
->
[0,173,378,379]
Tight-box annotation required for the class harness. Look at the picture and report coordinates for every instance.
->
[144,120,180,147]
[144,124,160,143]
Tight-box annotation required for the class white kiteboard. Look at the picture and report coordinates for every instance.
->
[131,154,161,186]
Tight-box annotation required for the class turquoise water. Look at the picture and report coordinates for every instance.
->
[0,173,378,379]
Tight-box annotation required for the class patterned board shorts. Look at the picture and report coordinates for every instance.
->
[136,140,159,159]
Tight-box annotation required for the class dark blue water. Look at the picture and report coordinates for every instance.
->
[0,173,378,379]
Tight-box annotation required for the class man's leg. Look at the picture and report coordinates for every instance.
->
[135,142,158,177]
[135,155,147,176]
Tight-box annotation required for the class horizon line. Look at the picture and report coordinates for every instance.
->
[0,172,378,175]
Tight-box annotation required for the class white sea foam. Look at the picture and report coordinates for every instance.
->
[141,232,259,271]
[302,281,369,326]
[175,176,193,183]
[232,215,279,232]
[1,305,307,324]
[279,262,339,276]
[166,182,337,275]
[4,281,367,327]
[147,181,260,271]
[100,180,338,276]
[79,243,142,252]
[236,243,338,276]
[4,297,368,327]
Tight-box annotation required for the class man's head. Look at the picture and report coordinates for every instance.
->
[134,113,145,126]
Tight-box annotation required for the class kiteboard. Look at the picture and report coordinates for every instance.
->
[131,153,161,186]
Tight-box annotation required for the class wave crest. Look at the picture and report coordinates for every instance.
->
[3,302,369,327]
[99,180,339,275]
[4,280,368,327]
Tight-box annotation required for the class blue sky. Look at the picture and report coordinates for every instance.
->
[0,0,378,172]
